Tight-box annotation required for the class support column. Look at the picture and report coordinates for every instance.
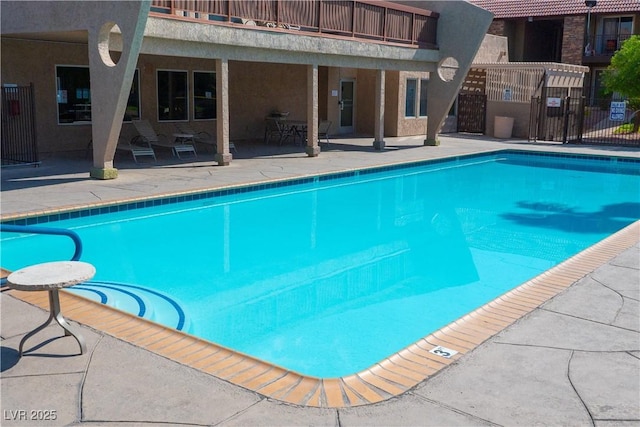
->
[305,63,320,157]
[373,69,386,150]
[215,57,232,166]
[89,2,150,179]
[423,1,493,146]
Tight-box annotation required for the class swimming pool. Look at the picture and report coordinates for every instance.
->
[2,150,639,377]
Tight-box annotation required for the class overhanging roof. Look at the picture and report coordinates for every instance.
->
[469,0,640,19]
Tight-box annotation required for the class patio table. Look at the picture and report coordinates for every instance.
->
[7,261,95,356]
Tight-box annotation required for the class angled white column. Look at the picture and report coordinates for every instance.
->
[423,1,493,146]
[0,0,150,179]
[373,69,386,150]
[215,57,232,166]
[305,63,320,157]
[89,2,150,179]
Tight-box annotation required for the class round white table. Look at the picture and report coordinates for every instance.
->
[7,261,95,356]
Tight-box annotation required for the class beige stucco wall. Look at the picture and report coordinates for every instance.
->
[474,34,509,63]
[1,37,392,152]
[355,69,376,135]
[122,57,312,143]
[1,38,94,153]
[393,71,429,137]
[0,39,312,152]
[229,61,308,140]
[384,71,401,136]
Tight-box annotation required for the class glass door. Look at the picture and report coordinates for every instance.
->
[339,79,355,134]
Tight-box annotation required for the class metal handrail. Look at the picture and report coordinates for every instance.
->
[0,224,84,284]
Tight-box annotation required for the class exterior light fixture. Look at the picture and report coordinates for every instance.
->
[584,0,597,55]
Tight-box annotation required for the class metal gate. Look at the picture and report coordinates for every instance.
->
[457,93,486,133]
[1,84,39,166]
[528,93,584,144]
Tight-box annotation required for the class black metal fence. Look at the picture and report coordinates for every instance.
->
[529,94,639,146]
[1,84,39,166]
[580,99,640,146]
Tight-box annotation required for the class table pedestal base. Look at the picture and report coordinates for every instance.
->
[19,290,86,356]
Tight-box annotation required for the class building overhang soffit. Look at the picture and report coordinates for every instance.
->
[132,17,439,71]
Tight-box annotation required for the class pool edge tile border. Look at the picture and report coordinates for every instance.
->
[9,221,639,408]
[5,148,638,224]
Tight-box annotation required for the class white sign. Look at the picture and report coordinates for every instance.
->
[546,97,562,107]
[429,345,458,359]
[331,90,338,97]
[609,101,626,121]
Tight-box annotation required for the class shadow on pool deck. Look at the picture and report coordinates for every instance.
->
[1,134,639,425]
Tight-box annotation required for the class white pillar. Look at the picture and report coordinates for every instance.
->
[215,57,232,166]
[305,63,320,157]
[373,69,386,150]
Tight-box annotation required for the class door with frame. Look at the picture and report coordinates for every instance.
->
[339,79,355,134]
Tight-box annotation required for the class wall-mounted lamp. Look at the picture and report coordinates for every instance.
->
[527,16,533,22]
[585,0,597,55]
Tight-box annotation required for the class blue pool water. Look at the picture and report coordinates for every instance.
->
[2,151,639,377]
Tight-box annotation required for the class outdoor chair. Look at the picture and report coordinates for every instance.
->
[117,136,157,163]
[87,137,157,163]
[264,118,293,145]
[303,120,332,147]
[175,123,236,153]
[133,119,196,159]
[318,120,332,147]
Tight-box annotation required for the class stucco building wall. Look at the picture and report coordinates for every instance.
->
[1,38,95,153]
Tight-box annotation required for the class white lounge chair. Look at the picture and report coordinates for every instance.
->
[175,123,236,153]
[133,119,196,159]
[87,137,157,163]
[318,120,332,147]
[117,136,157,163]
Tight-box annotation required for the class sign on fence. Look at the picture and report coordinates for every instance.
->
[609,101,626,121]
[546,97,562,107]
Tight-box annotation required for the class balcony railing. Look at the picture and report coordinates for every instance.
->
[150,0,438,48]
[585,33,632,57]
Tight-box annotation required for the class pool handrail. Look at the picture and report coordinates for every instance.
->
[0,224,84,285]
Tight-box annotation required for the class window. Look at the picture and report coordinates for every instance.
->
[125,71,141,121]
[405,79,417,117]
[597,16,634,54]
[56,66,91,124]
[55,66,140,124]
[405,78,429,118]
[157,70,188,121]
[419,79,428,117]
[193,71,216,120]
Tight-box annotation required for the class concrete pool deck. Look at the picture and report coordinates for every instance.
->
[1,134,639,425]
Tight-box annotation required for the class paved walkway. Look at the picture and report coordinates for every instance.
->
[1,135,639,425]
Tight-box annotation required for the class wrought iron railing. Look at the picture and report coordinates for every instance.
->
[150,0,438,48]
[1,84,39,166]
[585,33,632,56]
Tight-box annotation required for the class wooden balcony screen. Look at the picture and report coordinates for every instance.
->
[150,0,438,48]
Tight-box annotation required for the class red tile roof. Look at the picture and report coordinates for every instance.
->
[468,0,640,19]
